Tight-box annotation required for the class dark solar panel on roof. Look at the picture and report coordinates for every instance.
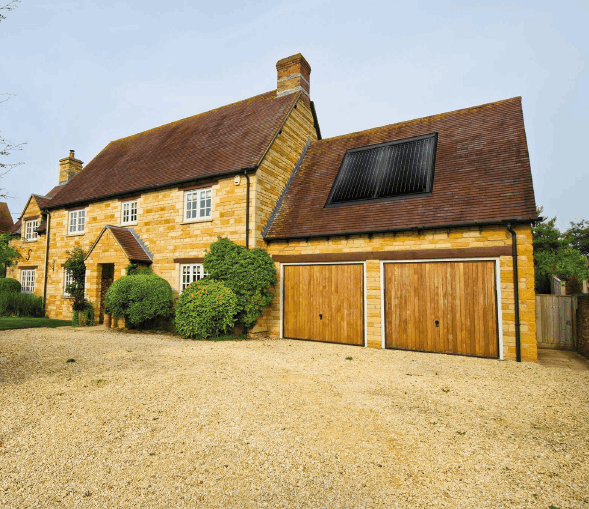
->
[326,133,438,206]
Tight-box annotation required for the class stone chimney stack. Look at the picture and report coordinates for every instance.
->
[276,53,311,104]
[59,150,83,184]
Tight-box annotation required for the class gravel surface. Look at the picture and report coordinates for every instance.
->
[1,328,588,508]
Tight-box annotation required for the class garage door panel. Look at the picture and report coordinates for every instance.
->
[284,264,364,345]
[385,261,498,358]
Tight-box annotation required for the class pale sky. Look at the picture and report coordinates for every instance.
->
[2,0,587,230]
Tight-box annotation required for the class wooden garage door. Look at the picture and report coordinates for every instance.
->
[384,261,498,358]
[283,264,364,345]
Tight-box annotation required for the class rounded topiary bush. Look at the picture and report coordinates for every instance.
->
[175,279,237,340]
[105,274,174,329]
[0,278,21,293]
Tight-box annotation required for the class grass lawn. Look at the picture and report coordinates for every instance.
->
[0,316,72,330]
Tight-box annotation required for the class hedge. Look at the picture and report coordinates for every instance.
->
[174,279,237,340]
[0,278,21,293]
[0,292,44,317]
[105,274,173,329]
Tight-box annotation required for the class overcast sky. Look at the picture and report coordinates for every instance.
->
[2,0,587,230]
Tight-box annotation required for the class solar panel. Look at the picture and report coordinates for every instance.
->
[326,133,437,206]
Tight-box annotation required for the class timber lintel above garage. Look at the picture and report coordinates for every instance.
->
[271,246,512,263]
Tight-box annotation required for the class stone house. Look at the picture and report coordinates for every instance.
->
[7,53,539,361]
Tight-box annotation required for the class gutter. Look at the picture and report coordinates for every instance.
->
[42,212,51,316]
[507,223,522,363]
[264,217,542,242]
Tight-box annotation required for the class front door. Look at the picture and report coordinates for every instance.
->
[99,263,115,324]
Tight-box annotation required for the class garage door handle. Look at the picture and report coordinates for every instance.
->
[435,320,439,327]
[319,314,323,320]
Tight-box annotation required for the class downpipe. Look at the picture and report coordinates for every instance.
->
[244,169,250,249]
[42,212,51,316]
[507,223,522,362]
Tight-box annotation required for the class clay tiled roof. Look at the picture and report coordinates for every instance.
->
[0,202,14,233]
[265,97,538,239]
[31,194,53,210]
[10,219,21,235]
[109,226,152,263]
[48,91,299,209]
[44,185,63,198]
[86,225,152,263]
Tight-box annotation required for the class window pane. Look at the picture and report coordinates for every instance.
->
[78,210,85,231]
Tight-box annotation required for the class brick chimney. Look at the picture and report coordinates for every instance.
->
[276,53,311,103]
[59,150,83,184]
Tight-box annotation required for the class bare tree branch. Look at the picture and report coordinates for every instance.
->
[0,93,26,198]
[0,0,20,22]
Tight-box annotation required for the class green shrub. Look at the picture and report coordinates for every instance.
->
[204,238,276,330]
[0,292,43,317]
[175,279,237,340]
[105,274,173,329]
[0,278,21,293]
[72,302,95,327]
[125,263,154,276]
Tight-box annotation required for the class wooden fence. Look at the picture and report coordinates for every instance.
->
[535,295,578,350]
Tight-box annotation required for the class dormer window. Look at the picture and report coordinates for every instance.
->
[326,133,438,206]
[68,209,86,235]
[24,219,38,241]
[121,199,138,225]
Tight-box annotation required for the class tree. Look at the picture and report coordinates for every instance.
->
[0,232,20,277]
[566,219,589,258]
[204,238,276,331]
[1,2,25,197]
[533,208,589,293]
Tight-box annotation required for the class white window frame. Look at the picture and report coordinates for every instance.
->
[180,263,208,291]
[24,219,38,242]
[63,268,74,297]
[121,199,138,225]
[68,209,86,235]
[184,188,212,222]
[21,269,36,294]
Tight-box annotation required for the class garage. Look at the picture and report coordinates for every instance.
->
[383,260,499,358]
[283,264,365,345]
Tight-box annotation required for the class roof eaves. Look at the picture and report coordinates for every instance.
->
[45,166,258,210]
[265,217,542,242]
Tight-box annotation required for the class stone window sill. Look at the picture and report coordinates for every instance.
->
[67,232,85,237]
[181,218,213,225]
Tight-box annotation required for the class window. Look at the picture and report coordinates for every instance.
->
[184,188,212,222]
[68,209,86,234]
[326,133,438,206]
[180,264,208,291]
[24,219,38,241]
[21,269,35,294]
[63,269,74,296]
[121,200,138,225]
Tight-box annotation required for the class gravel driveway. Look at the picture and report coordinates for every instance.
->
[1,328,588,508]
